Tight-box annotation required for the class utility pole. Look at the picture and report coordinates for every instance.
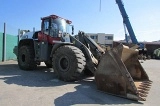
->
[2,23,6,61]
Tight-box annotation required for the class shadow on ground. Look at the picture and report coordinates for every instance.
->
[0,63,143,105]
[0,63,67,87]
[54,80,143,106]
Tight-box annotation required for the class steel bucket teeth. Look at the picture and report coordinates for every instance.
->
[138,87,150,91]
[139,85,150,89]
[95,44,152,101]
[139,97,146,101]
[142,81,152,85]
[138,90,148,94]
[139,92,148,97]
[141,83,151,87]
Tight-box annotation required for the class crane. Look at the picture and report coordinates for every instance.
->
[100,0,145,48]
[115,0,147,58]
[116,0,138,43]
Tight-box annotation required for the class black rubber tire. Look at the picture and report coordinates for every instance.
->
[18,45,37,70]
[52,45,86,81]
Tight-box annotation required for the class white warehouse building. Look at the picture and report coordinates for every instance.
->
[86,33,114,47]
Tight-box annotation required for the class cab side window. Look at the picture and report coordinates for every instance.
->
[43,20,49,35]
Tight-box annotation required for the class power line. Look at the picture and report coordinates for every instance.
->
[99,0,101,12]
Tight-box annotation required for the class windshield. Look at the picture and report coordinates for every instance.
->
[50,18,70,37]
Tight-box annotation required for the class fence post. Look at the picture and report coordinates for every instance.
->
[18,29,20,44]
[2,23,6,62]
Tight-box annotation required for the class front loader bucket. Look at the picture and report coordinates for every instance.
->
[95,44,152,101]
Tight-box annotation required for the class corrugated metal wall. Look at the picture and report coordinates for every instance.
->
[0,32,18,61]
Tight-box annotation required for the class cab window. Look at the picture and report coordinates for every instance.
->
[43,19,49,35]
[50,23,58,37]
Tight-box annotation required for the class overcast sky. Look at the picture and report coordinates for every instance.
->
[0,0,160,42]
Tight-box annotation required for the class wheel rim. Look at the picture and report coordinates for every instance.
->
[58,56,70,72]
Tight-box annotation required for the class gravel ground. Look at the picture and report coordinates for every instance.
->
[0,60,159,106]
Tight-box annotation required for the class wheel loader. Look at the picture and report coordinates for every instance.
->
[16,14,152,101]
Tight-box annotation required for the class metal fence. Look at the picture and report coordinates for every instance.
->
[0,23,18,62]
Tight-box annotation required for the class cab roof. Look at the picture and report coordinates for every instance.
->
[41,14,72,24]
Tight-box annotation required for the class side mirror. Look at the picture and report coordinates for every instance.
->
[72,25,74,35]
